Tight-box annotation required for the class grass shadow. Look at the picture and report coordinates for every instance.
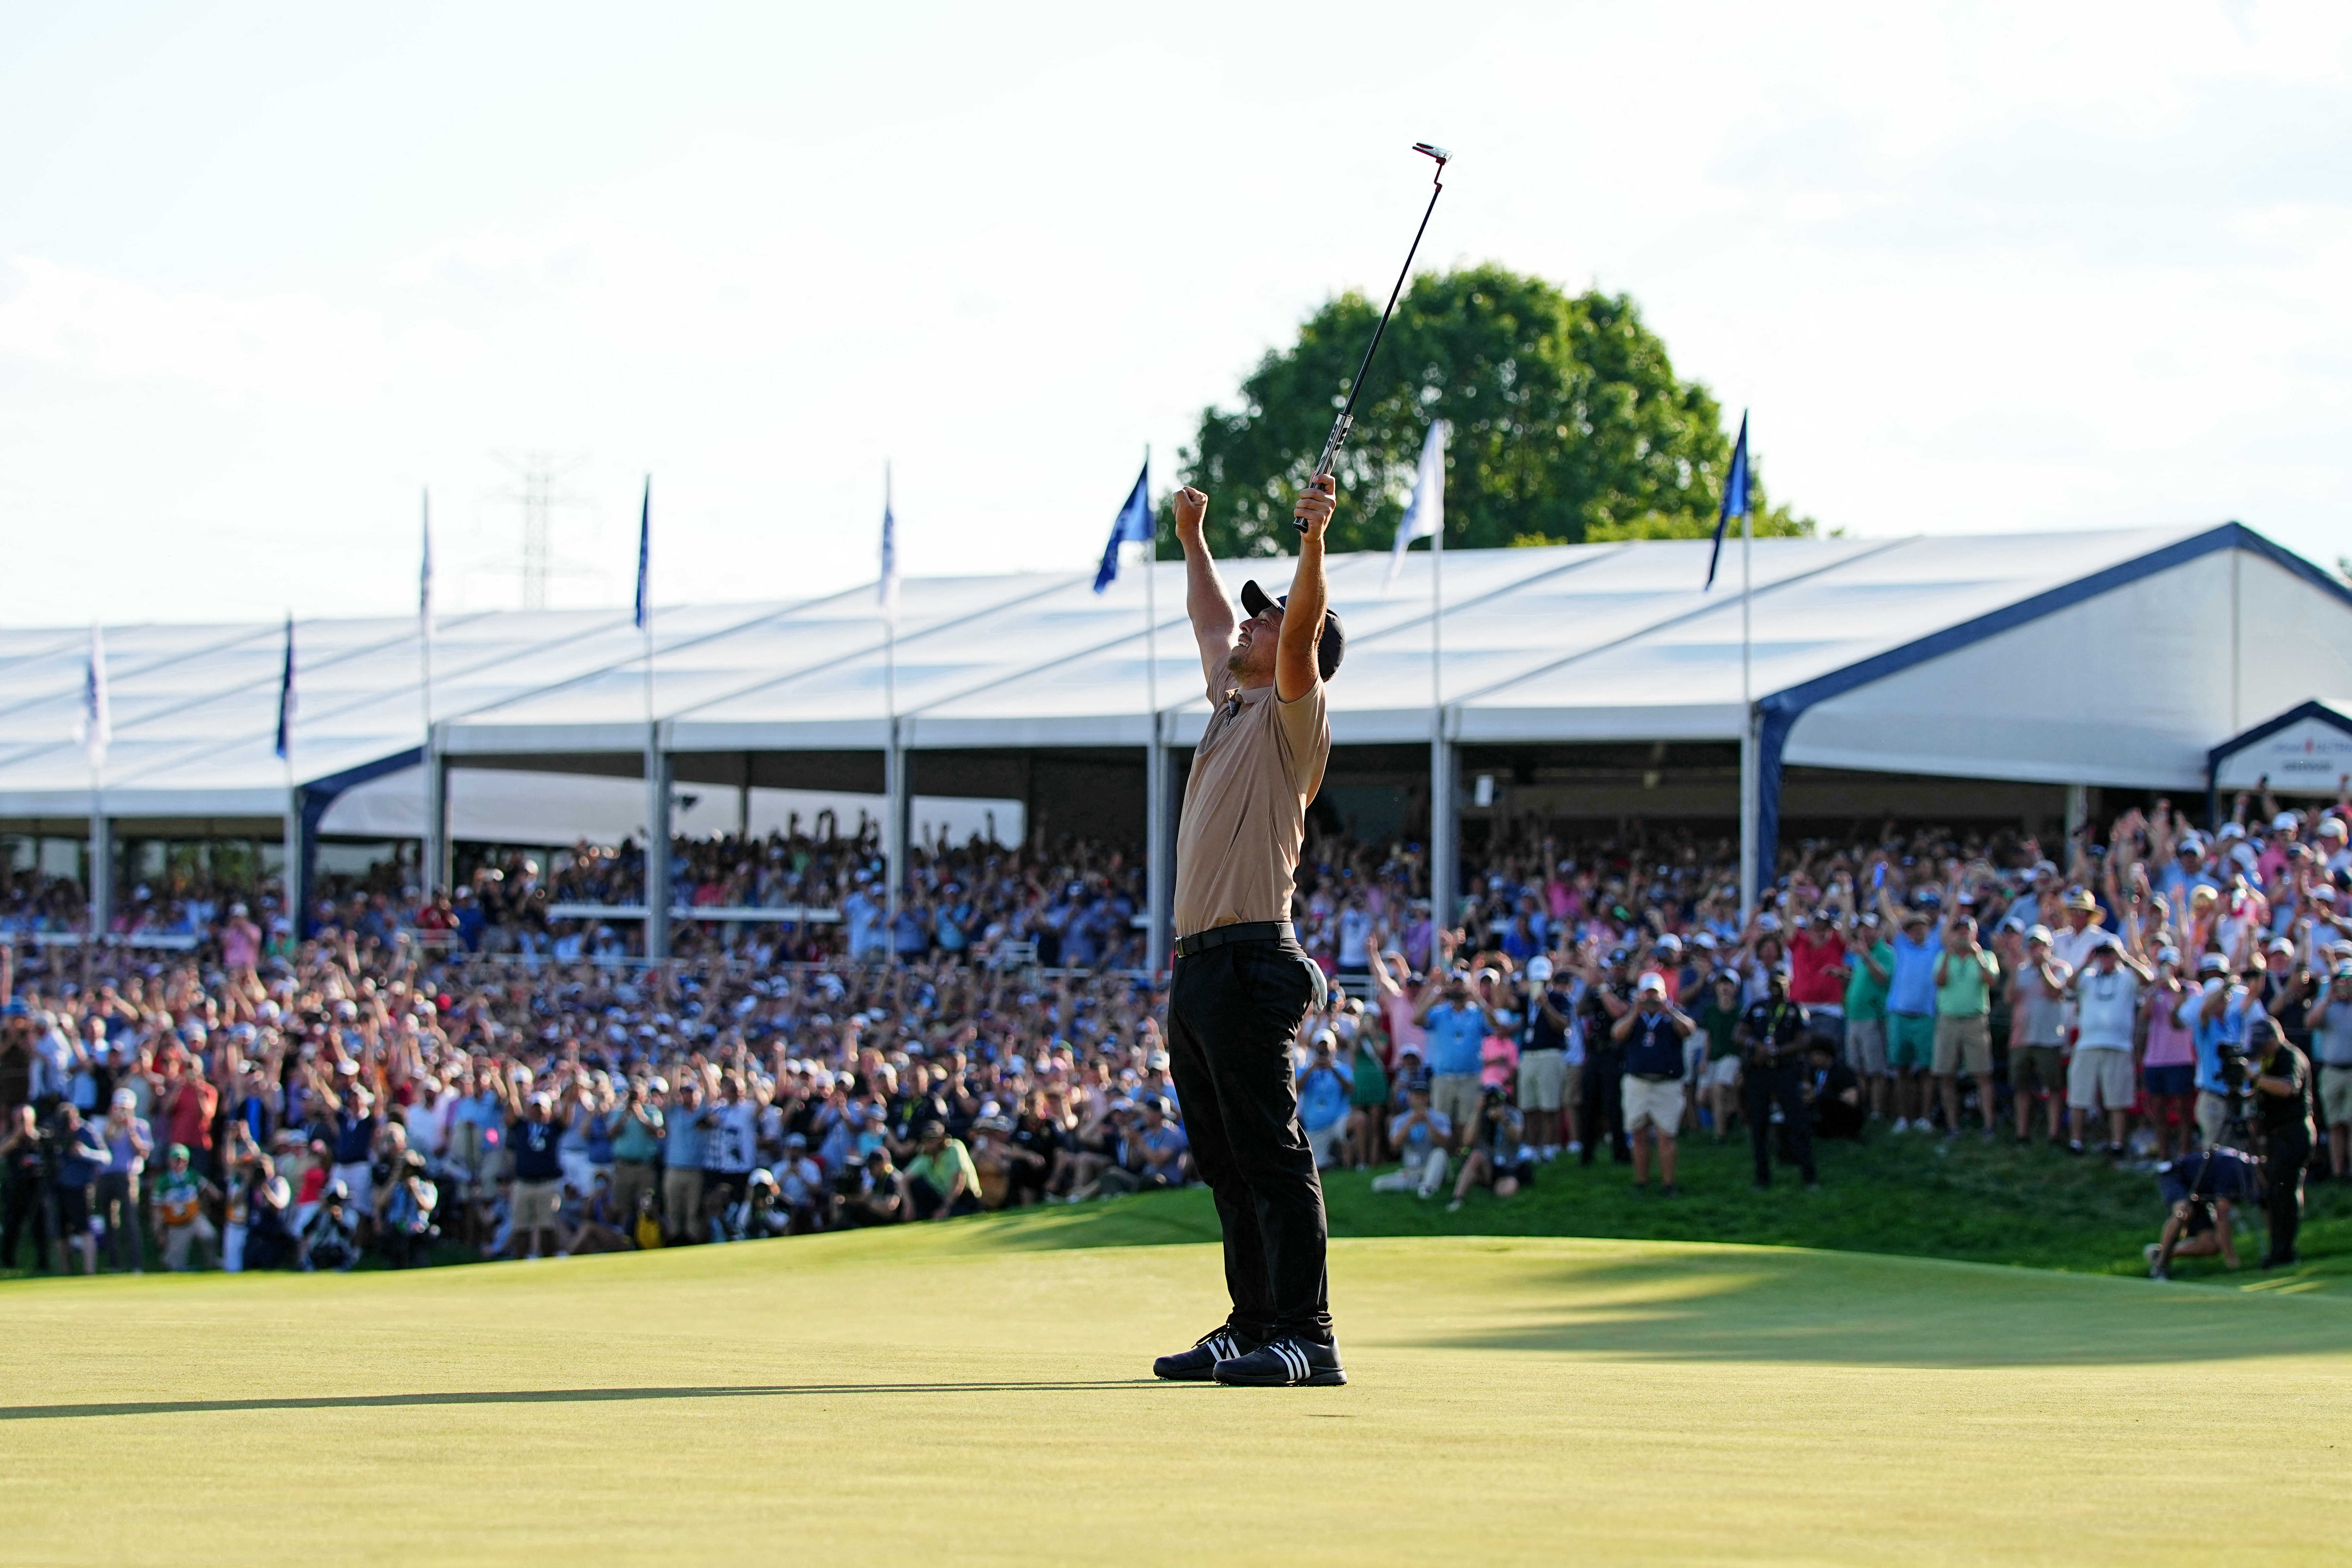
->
[0,1379,1167,1422]
[1381,1243,2352,1368]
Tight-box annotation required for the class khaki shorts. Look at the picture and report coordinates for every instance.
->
[1430,1073,1482,1133]
[2009,1044,2064,1099]
[2067,1047,2136,1113]
[1620,1075,1685,1136]
[2195,1090,2230,1148]
[1844,1017,1888,1078]
[2320,1065,2352,1128]
[513,1178,564,1233]
[1703,1055,1743,1091]
[1932,1014,1993,1077]
[1518,1049,1569,1111]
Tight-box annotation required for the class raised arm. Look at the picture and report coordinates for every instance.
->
[1172,487,1237,698]
[1276,475,1334,704]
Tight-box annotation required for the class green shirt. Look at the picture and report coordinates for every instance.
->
[1844,942,1893,1021]
[611,1105,664,1163]
[1696,1000,1743,1061]
[1935,948,1999,1018]
[907,1138,979,1200]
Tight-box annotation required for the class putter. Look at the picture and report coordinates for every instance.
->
[1296,141,1452,527]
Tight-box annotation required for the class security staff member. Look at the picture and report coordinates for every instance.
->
[2247,1015,2314,1269]
[1149,474,1348,1390]
[1737,966,1817,1189]
[1577,948,1635,1166]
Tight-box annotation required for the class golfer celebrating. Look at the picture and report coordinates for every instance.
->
[1150,473,1348,1389]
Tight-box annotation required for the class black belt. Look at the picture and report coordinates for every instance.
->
[1173,920,1295,958]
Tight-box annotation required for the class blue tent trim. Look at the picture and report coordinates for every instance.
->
[1750,523,2351,902]
[2203,699,2352,826]
[294,746,425,936]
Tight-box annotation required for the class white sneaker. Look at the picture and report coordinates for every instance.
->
[1891,1118,1910,1134]
[1566,1141,1584,1157]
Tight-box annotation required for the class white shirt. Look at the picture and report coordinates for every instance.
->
[2074,966,2141,1051]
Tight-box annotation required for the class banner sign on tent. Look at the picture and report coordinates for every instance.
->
[2211,705,2352,793]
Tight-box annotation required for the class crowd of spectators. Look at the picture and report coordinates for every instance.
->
[3,783,2347,1281]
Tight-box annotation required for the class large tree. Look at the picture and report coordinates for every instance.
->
[1172,264,1811,559]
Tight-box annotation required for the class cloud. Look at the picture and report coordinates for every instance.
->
[398,219,710,323]
[0,258,477,406]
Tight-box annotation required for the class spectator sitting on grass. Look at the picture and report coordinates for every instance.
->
[1447,1085,1531,1213]
[300,1181,360,1272]
[152,1141,218,1273]
[1132,1097,1190,1190]
[772,1133,830,1233]
[1805,1039,1864,1142]
[380,1150,439,1268]
[901,1121,980,1220]
[843,1148,904,1227]
[1372,1075,1450,1199]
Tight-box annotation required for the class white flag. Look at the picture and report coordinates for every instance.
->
[420,491,435,646]
[1385,420,1448,590]
[73,624,111,772]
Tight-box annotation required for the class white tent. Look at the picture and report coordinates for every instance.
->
[4,522,2347,952]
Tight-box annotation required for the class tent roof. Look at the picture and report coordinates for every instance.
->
[2,523,2346,818]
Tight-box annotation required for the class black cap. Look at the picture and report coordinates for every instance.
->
[1238,581,1344,681]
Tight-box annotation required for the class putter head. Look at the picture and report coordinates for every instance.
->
[1413,142,1452,165]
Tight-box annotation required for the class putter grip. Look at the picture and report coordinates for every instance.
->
[1294,416,1351,528]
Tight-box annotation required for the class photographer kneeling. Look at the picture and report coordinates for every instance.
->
[2147,1144,2257,1279]
[1447,1085,1532,1214]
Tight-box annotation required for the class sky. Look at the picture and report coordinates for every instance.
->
[1,0,2347,625]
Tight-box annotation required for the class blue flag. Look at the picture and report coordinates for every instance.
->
[878,476,900,629]
[273,613,296,762]
[633,477,651,631]
[1704,411,1751,591]
[1092,458,1154,593]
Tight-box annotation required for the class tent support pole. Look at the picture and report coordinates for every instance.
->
[645,733,671,963]
[1430,718,1456,929]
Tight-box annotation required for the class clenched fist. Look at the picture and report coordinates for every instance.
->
[1173,486,1208,537]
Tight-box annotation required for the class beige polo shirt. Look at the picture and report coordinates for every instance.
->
[1172,678,1330,938]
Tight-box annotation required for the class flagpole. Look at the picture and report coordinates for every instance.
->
[1430,487,1449,929]
[280,613,298,946]
[636,476,666,968]
[1142,446,1165,976]
[1739,423,1756,920]
[883,462,901,919]
[420,489,437,902]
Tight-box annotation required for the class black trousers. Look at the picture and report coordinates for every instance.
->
[1746,1063,1815,1184]
[1,1174,48,1269]
[2265,1130,2309,1263]
[1165,938,1330,1343]
[1581,1047,1629,1163]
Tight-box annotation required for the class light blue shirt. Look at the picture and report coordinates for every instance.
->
[1422,1002,1487,1077]
[1887,931,1940,1016]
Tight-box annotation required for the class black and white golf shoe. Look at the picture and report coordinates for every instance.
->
[1152,1325,1255,1382]
[1211,1335,1347,1387]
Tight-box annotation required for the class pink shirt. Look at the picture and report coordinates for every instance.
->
[2143,986,2196,1068]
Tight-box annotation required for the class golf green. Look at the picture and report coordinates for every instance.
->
[4,1216,2348,1565]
